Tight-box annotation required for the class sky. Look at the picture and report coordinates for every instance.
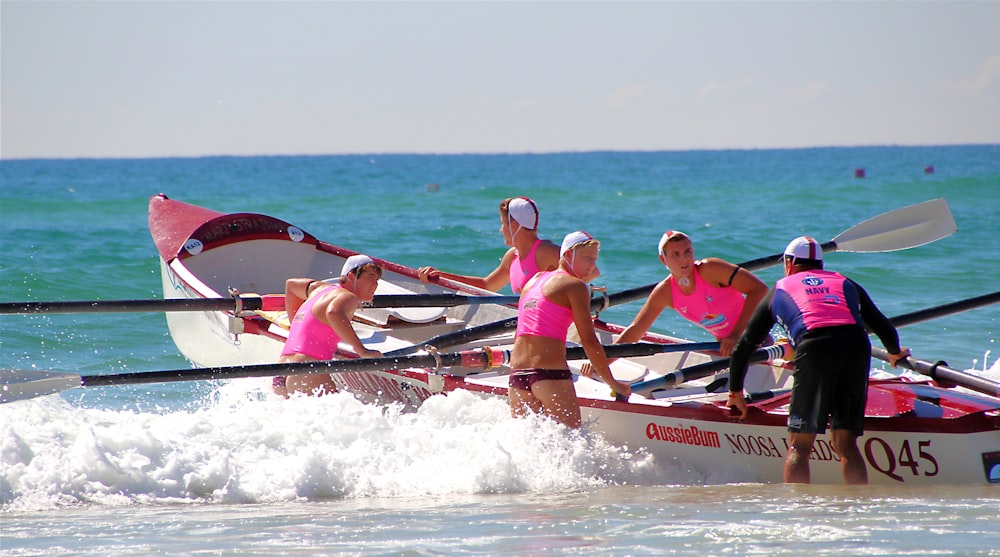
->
[2,1,999,159]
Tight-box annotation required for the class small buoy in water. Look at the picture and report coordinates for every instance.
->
[924,165,935,174]
[854,168,866,179]
[425,183,440,192]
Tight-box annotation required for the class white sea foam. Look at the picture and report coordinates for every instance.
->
[1,380,695,512]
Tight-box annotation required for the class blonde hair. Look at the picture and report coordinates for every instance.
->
[568,239,600,251]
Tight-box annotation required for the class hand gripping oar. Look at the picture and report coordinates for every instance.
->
[630,290,1000,397]
[0,293,521,315]
[0,340,718,404]
[870,348,1000,399]
[389,198,958,357]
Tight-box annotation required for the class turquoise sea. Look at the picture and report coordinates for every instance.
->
[1,146,999,555]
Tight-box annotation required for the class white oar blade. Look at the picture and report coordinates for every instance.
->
[0,370,82,403]
[833,198,956,253]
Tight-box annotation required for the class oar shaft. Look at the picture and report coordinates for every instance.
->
[631,344,791,394]
[13,341,719,401]
[737,241,837,273]
[363,294,519,308]
[80,348,510,388]
[386,318,518,356]
[594,199,953,310]
[870,348,1000,398]
[635,289,1000,397]
[0,297,256,314]
[888,291,1000,328]
[567,341,720,361]
[593,246,811,311]
[410,232,817,355]
[0,293,522,315]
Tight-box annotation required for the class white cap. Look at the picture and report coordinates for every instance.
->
[560,230,595,256]
[341,254,376,277]
[656,230,689,256]
[784,236,822,261]
[508,197,539,230]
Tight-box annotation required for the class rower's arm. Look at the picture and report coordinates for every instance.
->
[854,280,902,354]
[616,279,672,345]
[729,289,778,393]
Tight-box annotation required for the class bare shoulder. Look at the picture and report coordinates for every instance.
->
[327,286,360,310]
[543,272,587,300]
[539,239,560,251]
[648,276,674,304]
[537,240,562,269]
[499,246,518,265]
[698,257,736,271]
[697,257,738,280]
[651,275,673,294]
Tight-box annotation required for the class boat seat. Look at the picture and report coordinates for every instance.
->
[253,309,291,330]
[249,280,452,330]
[353,281,449,326]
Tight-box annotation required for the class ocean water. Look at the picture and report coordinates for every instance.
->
[1,146,999,555]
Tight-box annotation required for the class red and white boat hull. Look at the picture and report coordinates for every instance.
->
[148,194,1000,486]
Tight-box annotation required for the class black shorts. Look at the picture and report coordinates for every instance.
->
[787,326,871,436]
[509,368,573,391]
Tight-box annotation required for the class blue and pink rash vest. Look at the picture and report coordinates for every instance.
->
[772,269,862,346]
[669,263,746,340]
[509,239,543,294]
[515,271,574,342]
[727,269,902,393]
[280,284,342,360]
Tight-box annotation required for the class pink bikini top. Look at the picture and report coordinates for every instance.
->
[515,271,574,342]
[669,262,746,339]
[280,284,342,359]
[509,239,542,294]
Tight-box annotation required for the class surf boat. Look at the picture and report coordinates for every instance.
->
[5,194,998,486]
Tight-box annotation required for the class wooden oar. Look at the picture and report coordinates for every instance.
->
[0,341,719,404]
[0,293,521,315]
[388,198,957,357]
[630,290,1000,396]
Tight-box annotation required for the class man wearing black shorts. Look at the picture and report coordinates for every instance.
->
[728,236,910,484]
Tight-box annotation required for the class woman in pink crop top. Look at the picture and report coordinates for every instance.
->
[416,196,560,294]
[603,230,768,357]
[508,231,632,428]
[274,254,384,398]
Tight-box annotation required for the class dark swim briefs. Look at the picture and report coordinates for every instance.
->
[788,325,871,436]
[508,368,573,390]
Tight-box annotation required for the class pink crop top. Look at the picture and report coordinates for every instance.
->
[515,271,574,342]
[280,284,342,360]
[670,262,746,339]
[509,239,542,294]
